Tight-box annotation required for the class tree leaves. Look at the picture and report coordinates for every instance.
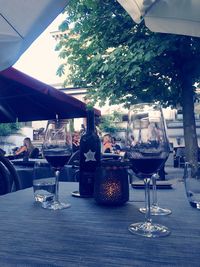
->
[57,0,200,109]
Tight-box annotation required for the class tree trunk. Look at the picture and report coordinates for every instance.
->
[181,74,198,167]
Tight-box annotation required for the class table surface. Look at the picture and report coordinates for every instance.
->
[0,181,200,267]
[11,158,47,167]
[10,153,123,167]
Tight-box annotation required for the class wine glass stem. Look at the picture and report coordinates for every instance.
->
[144,178,152,223]
[55,170,60,202]
[152,173,158,207]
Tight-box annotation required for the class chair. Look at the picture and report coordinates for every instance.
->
[29,147,40,159]
[63,150,80,182]
[67,150,80,166]
[0,155,22,191]
[0,161,13,195]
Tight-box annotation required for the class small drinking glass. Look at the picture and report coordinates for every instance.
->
[33,161,56,204]
[184,162,200,209]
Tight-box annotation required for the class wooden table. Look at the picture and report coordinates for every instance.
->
[0,181,199,266]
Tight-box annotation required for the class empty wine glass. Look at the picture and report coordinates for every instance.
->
[42,118,72,210]
[127,103,170,237]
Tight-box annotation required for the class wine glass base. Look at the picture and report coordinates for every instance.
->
[139,205,172,216]
[42,200,71,210]
[128,221,170,238]
[71,191,93,198]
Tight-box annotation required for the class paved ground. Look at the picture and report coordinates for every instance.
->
[165,166,184,181]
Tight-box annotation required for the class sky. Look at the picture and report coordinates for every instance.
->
[14,14,65,85]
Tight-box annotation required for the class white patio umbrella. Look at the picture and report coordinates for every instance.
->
[0,0,69,71]
[117,0,200,38]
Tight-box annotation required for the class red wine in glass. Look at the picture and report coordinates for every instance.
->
[42,119,72,210]
[130,157,166,177]
[44,153,71,170]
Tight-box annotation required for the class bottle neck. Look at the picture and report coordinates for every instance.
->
[86,109,95,133]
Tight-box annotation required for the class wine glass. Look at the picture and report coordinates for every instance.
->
[42,119,72,210]
[127,103,170,237]
[139,105,171,216]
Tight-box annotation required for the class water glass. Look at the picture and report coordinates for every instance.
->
[33,161,56,203]
[184,162,200,209]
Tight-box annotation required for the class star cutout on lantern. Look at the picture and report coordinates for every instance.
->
[84,150,96,162]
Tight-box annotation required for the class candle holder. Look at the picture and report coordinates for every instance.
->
[94,160,129,206]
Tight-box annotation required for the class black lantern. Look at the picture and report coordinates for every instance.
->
[94,160,129,206]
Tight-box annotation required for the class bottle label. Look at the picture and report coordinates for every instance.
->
[84,149,96,162]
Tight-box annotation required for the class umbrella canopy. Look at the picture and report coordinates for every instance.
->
[117,0,200,38]
[0,0,69,71]
[0,67,101,123]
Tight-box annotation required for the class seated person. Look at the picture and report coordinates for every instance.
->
[102,134,113,153]
[80,124,86,136]
[128,134,136,147]
[111,137,121,154]
[72,131,80,153]
[15,137,35,159]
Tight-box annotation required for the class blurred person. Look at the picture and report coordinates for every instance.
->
[80,124,86,136]
[102,134,113,153]
[127,134,137,147]
[72,131,80,153]
[147,122,163,144]
[15,137,35,158]
[111,137,121,154]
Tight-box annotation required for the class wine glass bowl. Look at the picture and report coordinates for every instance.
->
[127,104,169,176]
[42,119,72,210]
[127,103,171,237]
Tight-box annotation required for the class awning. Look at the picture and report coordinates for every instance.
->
[0,67,101,123]
[117,0,200,38]
[0,0,69,71]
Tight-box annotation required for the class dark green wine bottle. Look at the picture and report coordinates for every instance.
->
[79,109,101,197]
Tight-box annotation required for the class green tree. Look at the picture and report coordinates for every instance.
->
[57,0,200,165]
[98,111,124,134]
[0,123,20,136]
